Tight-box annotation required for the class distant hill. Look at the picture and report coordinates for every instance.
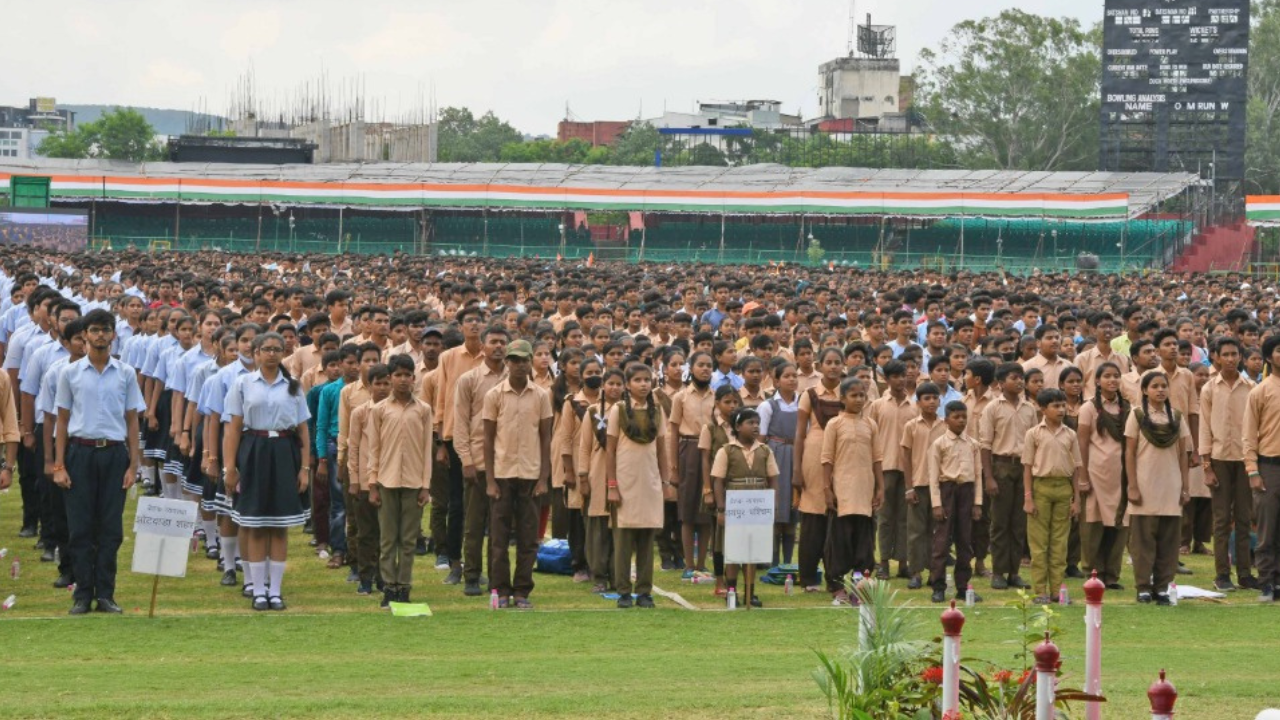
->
[61,105,227,137]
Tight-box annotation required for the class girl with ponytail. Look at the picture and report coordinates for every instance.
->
[1076,362,1130,589]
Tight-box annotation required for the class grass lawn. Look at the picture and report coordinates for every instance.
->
[1,490,1277,719]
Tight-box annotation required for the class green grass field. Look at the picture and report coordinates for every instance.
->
[1,490,1277,719]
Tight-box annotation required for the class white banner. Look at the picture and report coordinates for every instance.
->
[133,497,199,539]
[723,490,774,565]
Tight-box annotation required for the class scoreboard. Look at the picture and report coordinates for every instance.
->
[1099,0,1249,180]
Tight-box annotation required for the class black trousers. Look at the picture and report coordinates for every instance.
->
[826,513,876,592]
[656,501,681,564]
[798,511,829,588]
[17,441,39,531]
[565,502,588,573]
[35,427,70,575]
[65,443,129,604]
[932,482,976,593]
[445,443,467,566]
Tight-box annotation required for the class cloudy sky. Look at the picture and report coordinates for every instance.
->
[5,0,1096,135]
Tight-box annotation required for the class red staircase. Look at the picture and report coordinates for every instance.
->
[1169,223,1255,273]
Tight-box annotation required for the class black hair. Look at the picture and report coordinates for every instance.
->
[252,332,300,395]
[915,381,940,399]
[1036,388,1067,408]
[1138,370,1179,436]
[837,376,865,397]
[82,308,116,332]
[387,353,416,375]
[994,362,1024,383]
[943,400,968,417]
[365,363,391,385]
[728,407,761,437]
[966,358,996,386]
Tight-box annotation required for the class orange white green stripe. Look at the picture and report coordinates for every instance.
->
[0,173,1130,219]
[1247,196,1280,225]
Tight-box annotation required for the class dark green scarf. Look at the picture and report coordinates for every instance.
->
[1093,395,1130,444]
[619,396,658,445]
[1134,408,1181,449]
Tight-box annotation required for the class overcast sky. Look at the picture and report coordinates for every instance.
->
[5,0,1097,135]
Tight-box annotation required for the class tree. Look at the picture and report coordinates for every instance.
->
[916,10,1101,171]
[436,106,523,162]
[1248,0,1280,194]
[37,107,163,161]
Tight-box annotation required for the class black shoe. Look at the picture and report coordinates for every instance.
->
[896,564,912,579]
[252,596,269,611]
[380,588,394,609]
[463,581,483,597]
[18,526,37,538]
[242,584,253,598]
[205,546,220,560]
[1065,565,1085,579]
[303,520,314,535]
[52,573,73,589]
[34,539,46,550]
[357,580,373,595]
[1105,582,1125,591]
[269,596,287,611]
[990,576,1009,590]
[39,548,55,563]
[1008,576,1030,589]
[415,538,429,556]
[1259,585,1275,603]
[617,594,634,609]
[660,558,675,571]
[399,588,411,604]
[749,595,763,608]
[635,594,655,608]
[69,599,92,615]
[1176,562,1193,575]
[930,589,946,603]
[907,575,923,590]
[1214,576,1237,592]
[875,563,890,580]
[1137,591,1153,604]
[95,598,123,614]
[1154,593,1172,606]
[375,576,386,592]
[220,570,238,587]
[1239,575,1260,590]
[443,567,462,585]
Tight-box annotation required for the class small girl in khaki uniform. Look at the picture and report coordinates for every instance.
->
[578,366,621,592]
[606,363,672,609]
[711,407,779,608]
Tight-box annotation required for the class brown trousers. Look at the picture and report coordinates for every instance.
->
[1210,459,1253,580]
[488,478,539,599]
[427,451,451,558]
[932,481,975,593]
[1257,461,1280,589]
[1182,498,1213,549]
[989,456,1027,578]
[877,470,908,565]
[906,490,934,578]
[354,491,381,583]
[586,515,613,587]
[1079,521,1128,586]
[463,472,491,584]
[613,527,655,596]
[378,487,424,588]
[1128,514,1180,595]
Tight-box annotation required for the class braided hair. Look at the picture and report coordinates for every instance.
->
[619,362,658,444]
[1138,371,1178,436]
[594,368,625,449]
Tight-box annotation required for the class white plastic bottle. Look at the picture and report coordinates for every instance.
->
[727,586,737,610]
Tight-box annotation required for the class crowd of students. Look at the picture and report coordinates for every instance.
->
[2,247,1278,614]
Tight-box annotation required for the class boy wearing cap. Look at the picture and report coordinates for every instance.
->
[482,339,554,608]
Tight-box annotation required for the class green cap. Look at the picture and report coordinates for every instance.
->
[506,339,533,359]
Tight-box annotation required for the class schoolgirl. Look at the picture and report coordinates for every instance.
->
[150,312,194,499]
[758,362,799,566]
[555,354,597,583]
[578,364,621,592]
[711,407,779,608]
[605,362,671,608]
[1077,362,1130,589]
[1124,371,1191,605]
[793,347,845,592]
[738,356,767,408]
[668,351,716,577]
[700,385,742,594]
[223,332,313,611]
[181,329,233,560]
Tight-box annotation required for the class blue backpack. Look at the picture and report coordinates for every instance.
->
[535,539,574,575]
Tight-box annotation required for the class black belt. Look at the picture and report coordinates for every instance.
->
[679,435,699,441]
[246,429,295,438]
[71,437,123,448]
[1258,455,1280,466]
[993,454,1021,463]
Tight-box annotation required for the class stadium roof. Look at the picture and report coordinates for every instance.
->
[0,159,1198,221]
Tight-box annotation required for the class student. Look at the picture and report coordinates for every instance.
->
[36,317,86,589]
[651,347,686,570]
[964,358,997,578]
[482,340,553,609]
[314,344,361,563]
[52,309,145,615]
[794,347,845,592]
[1199,337,1257,591]
[223,332,313,611]
[1125,371,1191,605]
[331,342,381,575]
[1183,363,1214,556]
[368,354,434,607]
[201,323,260,591]
[347,364,392,596]
[557,354,598,583]
[821,376,883,605]
[1058,365,1086,578]
[606,362,672,609]
[1021,324,1076,390]
[181,330,232,562]
[758,362,799,566]
[711,407,779,607]
[700,385,741,593]
[867,359,914,580]
[578,366,624,592]
[1077,362,1131,590]
[1022,388,1083,604]
[416,326,452,569]
[978,362,1037,590]
[668,351,716,578]
[927,400,983,603]
[710,340,743,391]
[737,356,766,408]
[1076,313,1131,398]
[452,326,511,595]
[901,382,944,590]
[1244,335,1280,603]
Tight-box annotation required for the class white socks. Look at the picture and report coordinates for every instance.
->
[267,560,285,599]
[247,561,267,598]
[220,535,239,572]
[141,464,156,486]
[162,481,181,499]
[202,520,218,548]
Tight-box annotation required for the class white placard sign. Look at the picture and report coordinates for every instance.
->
[132,498,198,578]
[723,489,774,565]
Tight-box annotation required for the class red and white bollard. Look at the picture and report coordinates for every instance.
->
[1034,631,1060,720]
[1148,669,1177,719]
[939,600,965,716]
[1083,570,1106,720]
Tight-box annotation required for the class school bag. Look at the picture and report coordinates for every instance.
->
[535,539,575,575]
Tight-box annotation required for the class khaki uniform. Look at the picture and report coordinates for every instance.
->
[1022,422,1082,597]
